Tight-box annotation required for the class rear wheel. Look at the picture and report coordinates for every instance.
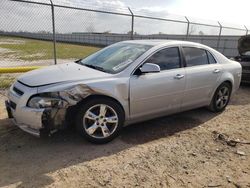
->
[208,82,232,112]
[76,98,124,144]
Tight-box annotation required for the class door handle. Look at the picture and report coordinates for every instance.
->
[174,74,184,79]
[213,69,221,73]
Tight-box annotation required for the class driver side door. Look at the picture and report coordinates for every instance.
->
[129,47,186,120]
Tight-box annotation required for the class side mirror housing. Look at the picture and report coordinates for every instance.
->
[140,63,160,73]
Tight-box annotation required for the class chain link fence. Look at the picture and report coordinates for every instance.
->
[0,0,249,99]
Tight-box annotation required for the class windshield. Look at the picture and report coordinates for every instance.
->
[80,42,152,73]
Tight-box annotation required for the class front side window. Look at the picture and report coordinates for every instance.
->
[80,43,152,74]
[183,47,209,67]
[145,47,181,71]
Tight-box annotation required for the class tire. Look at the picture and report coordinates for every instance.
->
[76,98,125,144]
[208,82,232,112]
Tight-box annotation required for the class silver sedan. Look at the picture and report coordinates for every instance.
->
[5,40,242,143]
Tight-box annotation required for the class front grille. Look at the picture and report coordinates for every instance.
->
[9,101,16,110]
[13,86,24,96]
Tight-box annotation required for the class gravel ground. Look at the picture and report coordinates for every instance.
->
[0,85,250,188]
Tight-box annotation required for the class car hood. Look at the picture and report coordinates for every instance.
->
[238,35,250,56]
[18,62,111,87]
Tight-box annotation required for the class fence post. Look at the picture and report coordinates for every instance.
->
[217,21,222,51]
[50,0,57,64]
[128,7,134,40]
[185,16,190,40]
[244,25,248,35]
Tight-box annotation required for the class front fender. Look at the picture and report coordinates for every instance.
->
[37,78,130,120]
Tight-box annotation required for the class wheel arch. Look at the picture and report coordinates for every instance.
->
[209,77,233,103]
[222,80,233,89]
[219,71,234,88]
[65,94,126,126]
[208,80,233,112]
[79,94,125,112]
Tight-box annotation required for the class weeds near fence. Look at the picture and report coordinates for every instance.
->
[0,74,16,89]
[0,36,101,61]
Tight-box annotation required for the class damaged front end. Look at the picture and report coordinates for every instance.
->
[28,84,96,136]
[234,35,250,83]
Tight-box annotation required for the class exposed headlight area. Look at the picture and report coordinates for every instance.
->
[27,93,68,109]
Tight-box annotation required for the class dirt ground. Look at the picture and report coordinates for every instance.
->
[0,85,250,188]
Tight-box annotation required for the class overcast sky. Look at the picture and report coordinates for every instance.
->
[1,0,249,35]
[123,0,249,26]
[72,0,250,26]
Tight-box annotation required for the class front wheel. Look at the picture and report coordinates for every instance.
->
[208,82,232,112]
[76,98,124,144]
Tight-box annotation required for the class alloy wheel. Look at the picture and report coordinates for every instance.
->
[215,86,230,109]
[83,104,119,139]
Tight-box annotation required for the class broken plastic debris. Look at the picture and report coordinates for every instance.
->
[212,131,250,147]
[236,150,246,156]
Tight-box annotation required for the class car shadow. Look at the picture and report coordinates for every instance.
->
[120,109,209,144]
[0,107,218,188]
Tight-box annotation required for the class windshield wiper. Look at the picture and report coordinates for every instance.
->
[83,64,108,73]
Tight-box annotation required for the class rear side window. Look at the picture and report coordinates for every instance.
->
[145,47,181,71]
[183,47,209,67]
[207,51,217,64]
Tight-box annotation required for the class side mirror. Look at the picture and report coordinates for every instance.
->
[75,59,82,63]
[140,63,160,73]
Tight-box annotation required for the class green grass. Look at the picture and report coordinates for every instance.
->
[0,74,16,89]
[0,36,101,61]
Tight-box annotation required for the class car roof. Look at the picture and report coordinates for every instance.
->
[122,39,207,48]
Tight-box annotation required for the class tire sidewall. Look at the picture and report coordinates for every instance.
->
[76,98,124,144]
[211,82,232,112]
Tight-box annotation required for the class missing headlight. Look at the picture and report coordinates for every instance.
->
[27,93,68,109]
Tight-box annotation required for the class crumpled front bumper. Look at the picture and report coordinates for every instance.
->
[5,81,105,137]
[5,100,47,137]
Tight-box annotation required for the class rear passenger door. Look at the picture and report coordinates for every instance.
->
[181,47,222,109]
